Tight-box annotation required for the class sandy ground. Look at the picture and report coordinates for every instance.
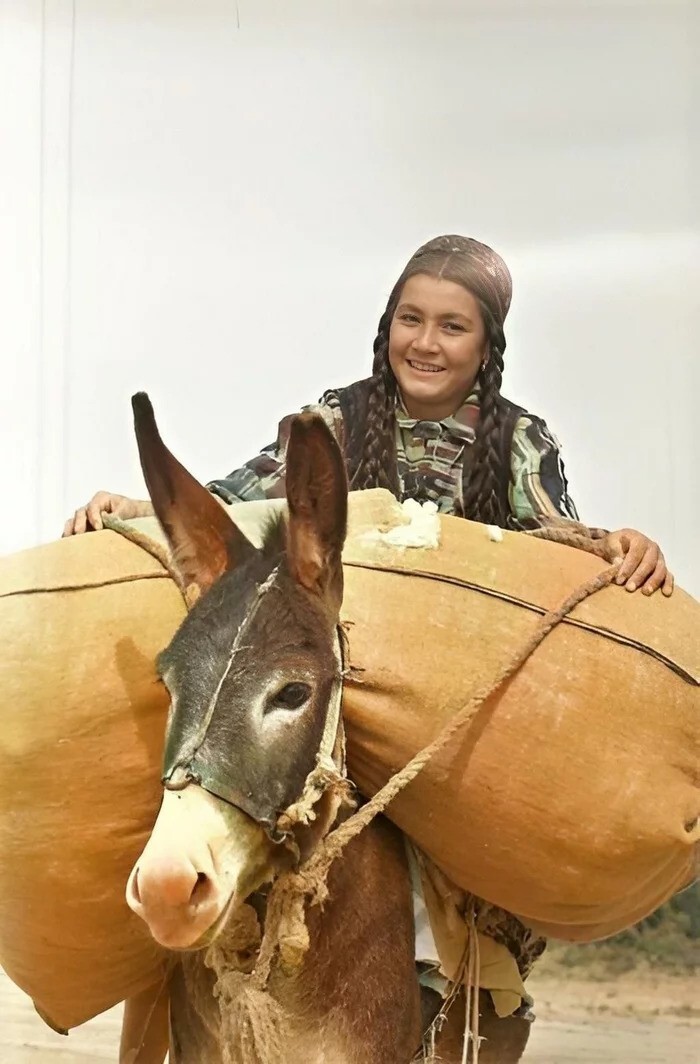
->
[524,969,699,1063]
[1,966,698,1062]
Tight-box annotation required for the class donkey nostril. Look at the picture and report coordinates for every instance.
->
[190,871,214,907]
[127,856,220,914]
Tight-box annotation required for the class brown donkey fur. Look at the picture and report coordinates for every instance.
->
[129,395,528,1064]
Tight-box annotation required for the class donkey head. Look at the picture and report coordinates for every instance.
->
[126,395,348,950]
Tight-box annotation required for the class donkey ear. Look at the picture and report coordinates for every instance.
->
[132,393,255,602]
[285,413,348,611]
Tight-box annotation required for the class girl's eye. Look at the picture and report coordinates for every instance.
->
[443,321,466,333]
[398,313,420,324]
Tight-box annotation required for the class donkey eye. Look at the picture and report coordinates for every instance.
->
[271,682,311,710]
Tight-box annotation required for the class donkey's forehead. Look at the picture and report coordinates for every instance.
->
[159,553,333,680]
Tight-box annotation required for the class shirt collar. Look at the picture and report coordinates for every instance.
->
[395,388,480,443]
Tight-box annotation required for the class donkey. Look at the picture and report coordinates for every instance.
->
[124,394,529,1064]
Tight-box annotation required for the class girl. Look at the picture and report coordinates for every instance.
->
[65,234,672,598]
[64,235,673,1059]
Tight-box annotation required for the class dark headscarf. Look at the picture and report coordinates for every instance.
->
[411,233,512,326]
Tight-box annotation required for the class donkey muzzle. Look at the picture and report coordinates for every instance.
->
[126,784,277,950]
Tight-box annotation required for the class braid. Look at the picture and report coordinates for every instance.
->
[461,309,509,527]
[345,308,400,494]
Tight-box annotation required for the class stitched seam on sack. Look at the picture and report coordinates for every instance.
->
[342,559,699,687]
[6,562,696,684]
[0,570,173,598]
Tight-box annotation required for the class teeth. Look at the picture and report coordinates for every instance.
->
[408,360,443,373]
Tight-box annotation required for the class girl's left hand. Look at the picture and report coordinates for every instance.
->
[602,529,674,597]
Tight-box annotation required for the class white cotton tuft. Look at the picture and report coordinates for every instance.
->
[363,500,441,550]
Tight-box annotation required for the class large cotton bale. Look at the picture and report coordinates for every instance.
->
[340,504,699,940]
[0,531,179,1030]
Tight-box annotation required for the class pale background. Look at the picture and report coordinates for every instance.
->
[1,0,698,596]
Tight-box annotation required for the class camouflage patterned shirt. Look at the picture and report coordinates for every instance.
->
[208,387,579,524]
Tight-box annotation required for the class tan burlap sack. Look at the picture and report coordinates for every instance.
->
[340,502,699,941]
[0,490,697,1031]
[0,531,179,1031]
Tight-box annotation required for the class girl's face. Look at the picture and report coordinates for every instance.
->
[388,273,488,421]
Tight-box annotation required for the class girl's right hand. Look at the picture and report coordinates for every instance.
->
[62,493,154,536]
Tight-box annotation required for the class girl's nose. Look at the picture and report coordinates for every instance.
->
[412,326,440,353]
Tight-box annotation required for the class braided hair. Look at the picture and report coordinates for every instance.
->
[343,307,401,496]
[347,235,513,527]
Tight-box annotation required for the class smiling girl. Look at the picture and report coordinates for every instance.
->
[66,234,672,598]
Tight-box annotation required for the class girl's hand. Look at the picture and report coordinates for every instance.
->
[62,493,154,536]
[602,528,674,597]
